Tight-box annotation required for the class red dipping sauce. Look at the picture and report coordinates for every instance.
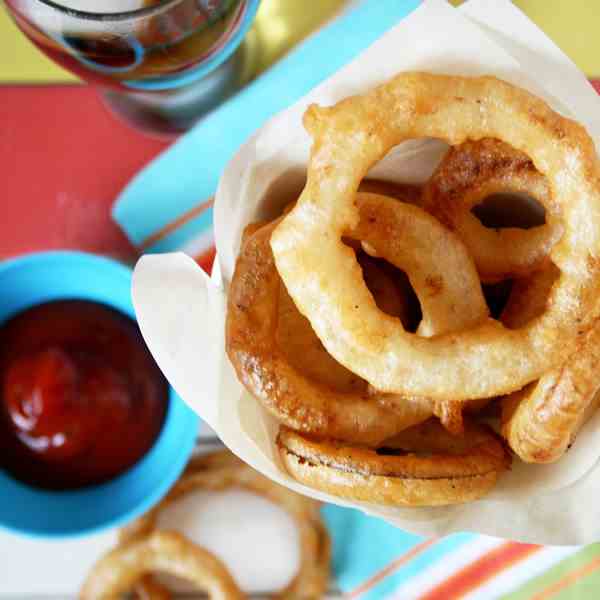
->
[0,300,168,490]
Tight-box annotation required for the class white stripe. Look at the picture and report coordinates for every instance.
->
[463,546,580,600]
[180,229,215,257]
[389,536,503,600]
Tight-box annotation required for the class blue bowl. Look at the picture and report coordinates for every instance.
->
[0,251,199,538]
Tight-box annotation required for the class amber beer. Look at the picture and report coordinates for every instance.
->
[6,0,249,90]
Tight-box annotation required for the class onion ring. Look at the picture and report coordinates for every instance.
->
[422,138,562,282]
[501,322,600,463]
[116,450,330,600]
[277,420,510,506]
[351,192,488,338]
[79,530,244,600]
[271,72,600,401]
[227,192,487,443]
[500,266,600,462]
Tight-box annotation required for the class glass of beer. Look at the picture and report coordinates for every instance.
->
[5,0,261,135]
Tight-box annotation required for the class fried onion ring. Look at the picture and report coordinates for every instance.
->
[501,322,600,464]
[79,530,244,600]
[117,450,330,600]
[271,72,600,401]
[277,420,510,506]
[422,138,562,282]
[227,192,487,443]
[500,266,600,462]
[351,193,488,338]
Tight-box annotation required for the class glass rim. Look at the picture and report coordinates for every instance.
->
[25,0,197,21]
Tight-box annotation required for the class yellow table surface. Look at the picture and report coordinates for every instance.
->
[1,0,599,83]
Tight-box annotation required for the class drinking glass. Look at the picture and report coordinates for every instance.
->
[4,0,260,135]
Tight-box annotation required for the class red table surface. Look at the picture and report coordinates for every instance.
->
[0,84,170,264]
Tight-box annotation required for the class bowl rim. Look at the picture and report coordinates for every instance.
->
[0,250,199,539]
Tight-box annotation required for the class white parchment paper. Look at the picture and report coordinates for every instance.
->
[133,0,600,545]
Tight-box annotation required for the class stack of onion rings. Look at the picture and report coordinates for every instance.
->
[81,450,330,599]
[271,73,600,401]
[225,71,600,505]
[227,192,488,444]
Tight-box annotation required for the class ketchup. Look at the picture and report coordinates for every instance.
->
[0,300,168,490]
